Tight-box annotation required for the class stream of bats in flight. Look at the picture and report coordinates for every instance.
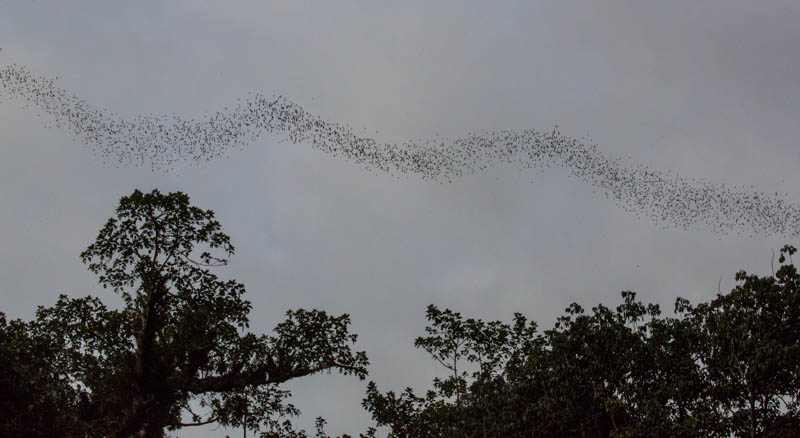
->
[2,63,797,238]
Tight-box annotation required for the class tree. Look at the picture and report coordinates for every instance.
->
[364,250,800,437]
[363,305,541,437]
[686,245,800,436]
[1,189,368,437]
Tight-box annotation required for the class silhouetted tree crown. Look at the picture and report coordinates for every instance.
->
[364,245,800,437]
[1,189,368,437]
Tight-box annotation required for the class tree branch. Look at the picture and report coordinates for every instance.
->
[186,255,226,267]
[181,361,365,394]
[178,416,219,427]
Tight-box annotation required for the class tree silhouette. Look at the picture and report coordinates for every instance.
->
[1,189,368,437]
[364,249,800,437]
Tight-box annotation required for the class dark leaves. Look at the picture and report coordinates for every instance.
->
[2,190,367,437]
[364,249,800,437]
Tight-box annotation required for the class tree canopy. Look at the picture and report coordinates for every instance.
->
[3,189,800,437]
[1,189,368,437]
[363,246,800,437]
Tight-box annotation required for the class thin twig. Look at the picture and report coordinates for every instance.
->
[772,249,776,276]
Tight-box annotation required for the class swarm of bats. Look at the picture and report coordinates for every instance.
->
[1,63,796,237]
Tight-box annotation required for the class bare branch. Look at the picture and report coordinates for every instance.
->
[177,416,219,427]
[772,249,776,276]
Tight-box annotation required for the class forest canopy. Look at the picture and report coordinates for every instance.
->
[364,246,800,437]
[1,190,799,437]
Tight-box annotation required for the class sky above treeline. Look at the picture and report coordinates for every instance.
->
[2,1,800,436]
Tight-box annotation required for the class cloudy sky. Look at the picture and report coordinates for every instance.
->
[2,1,799,435]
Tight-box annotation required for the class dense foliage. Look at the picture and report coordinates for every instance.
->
[1,190,368,437]
[364,246,800,437]
[3,189,800,437]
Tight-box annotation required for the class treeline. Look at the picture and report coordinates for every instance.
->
[1,190,798,437]
[364,257,800,437]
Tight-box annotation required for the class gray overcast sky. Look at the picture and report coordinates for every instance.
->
[2,1,800,436]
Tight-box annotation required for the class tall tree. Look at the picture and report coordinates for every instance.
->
[1,189,368,437]
[687,245,800,436]
[364,254,800,437]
